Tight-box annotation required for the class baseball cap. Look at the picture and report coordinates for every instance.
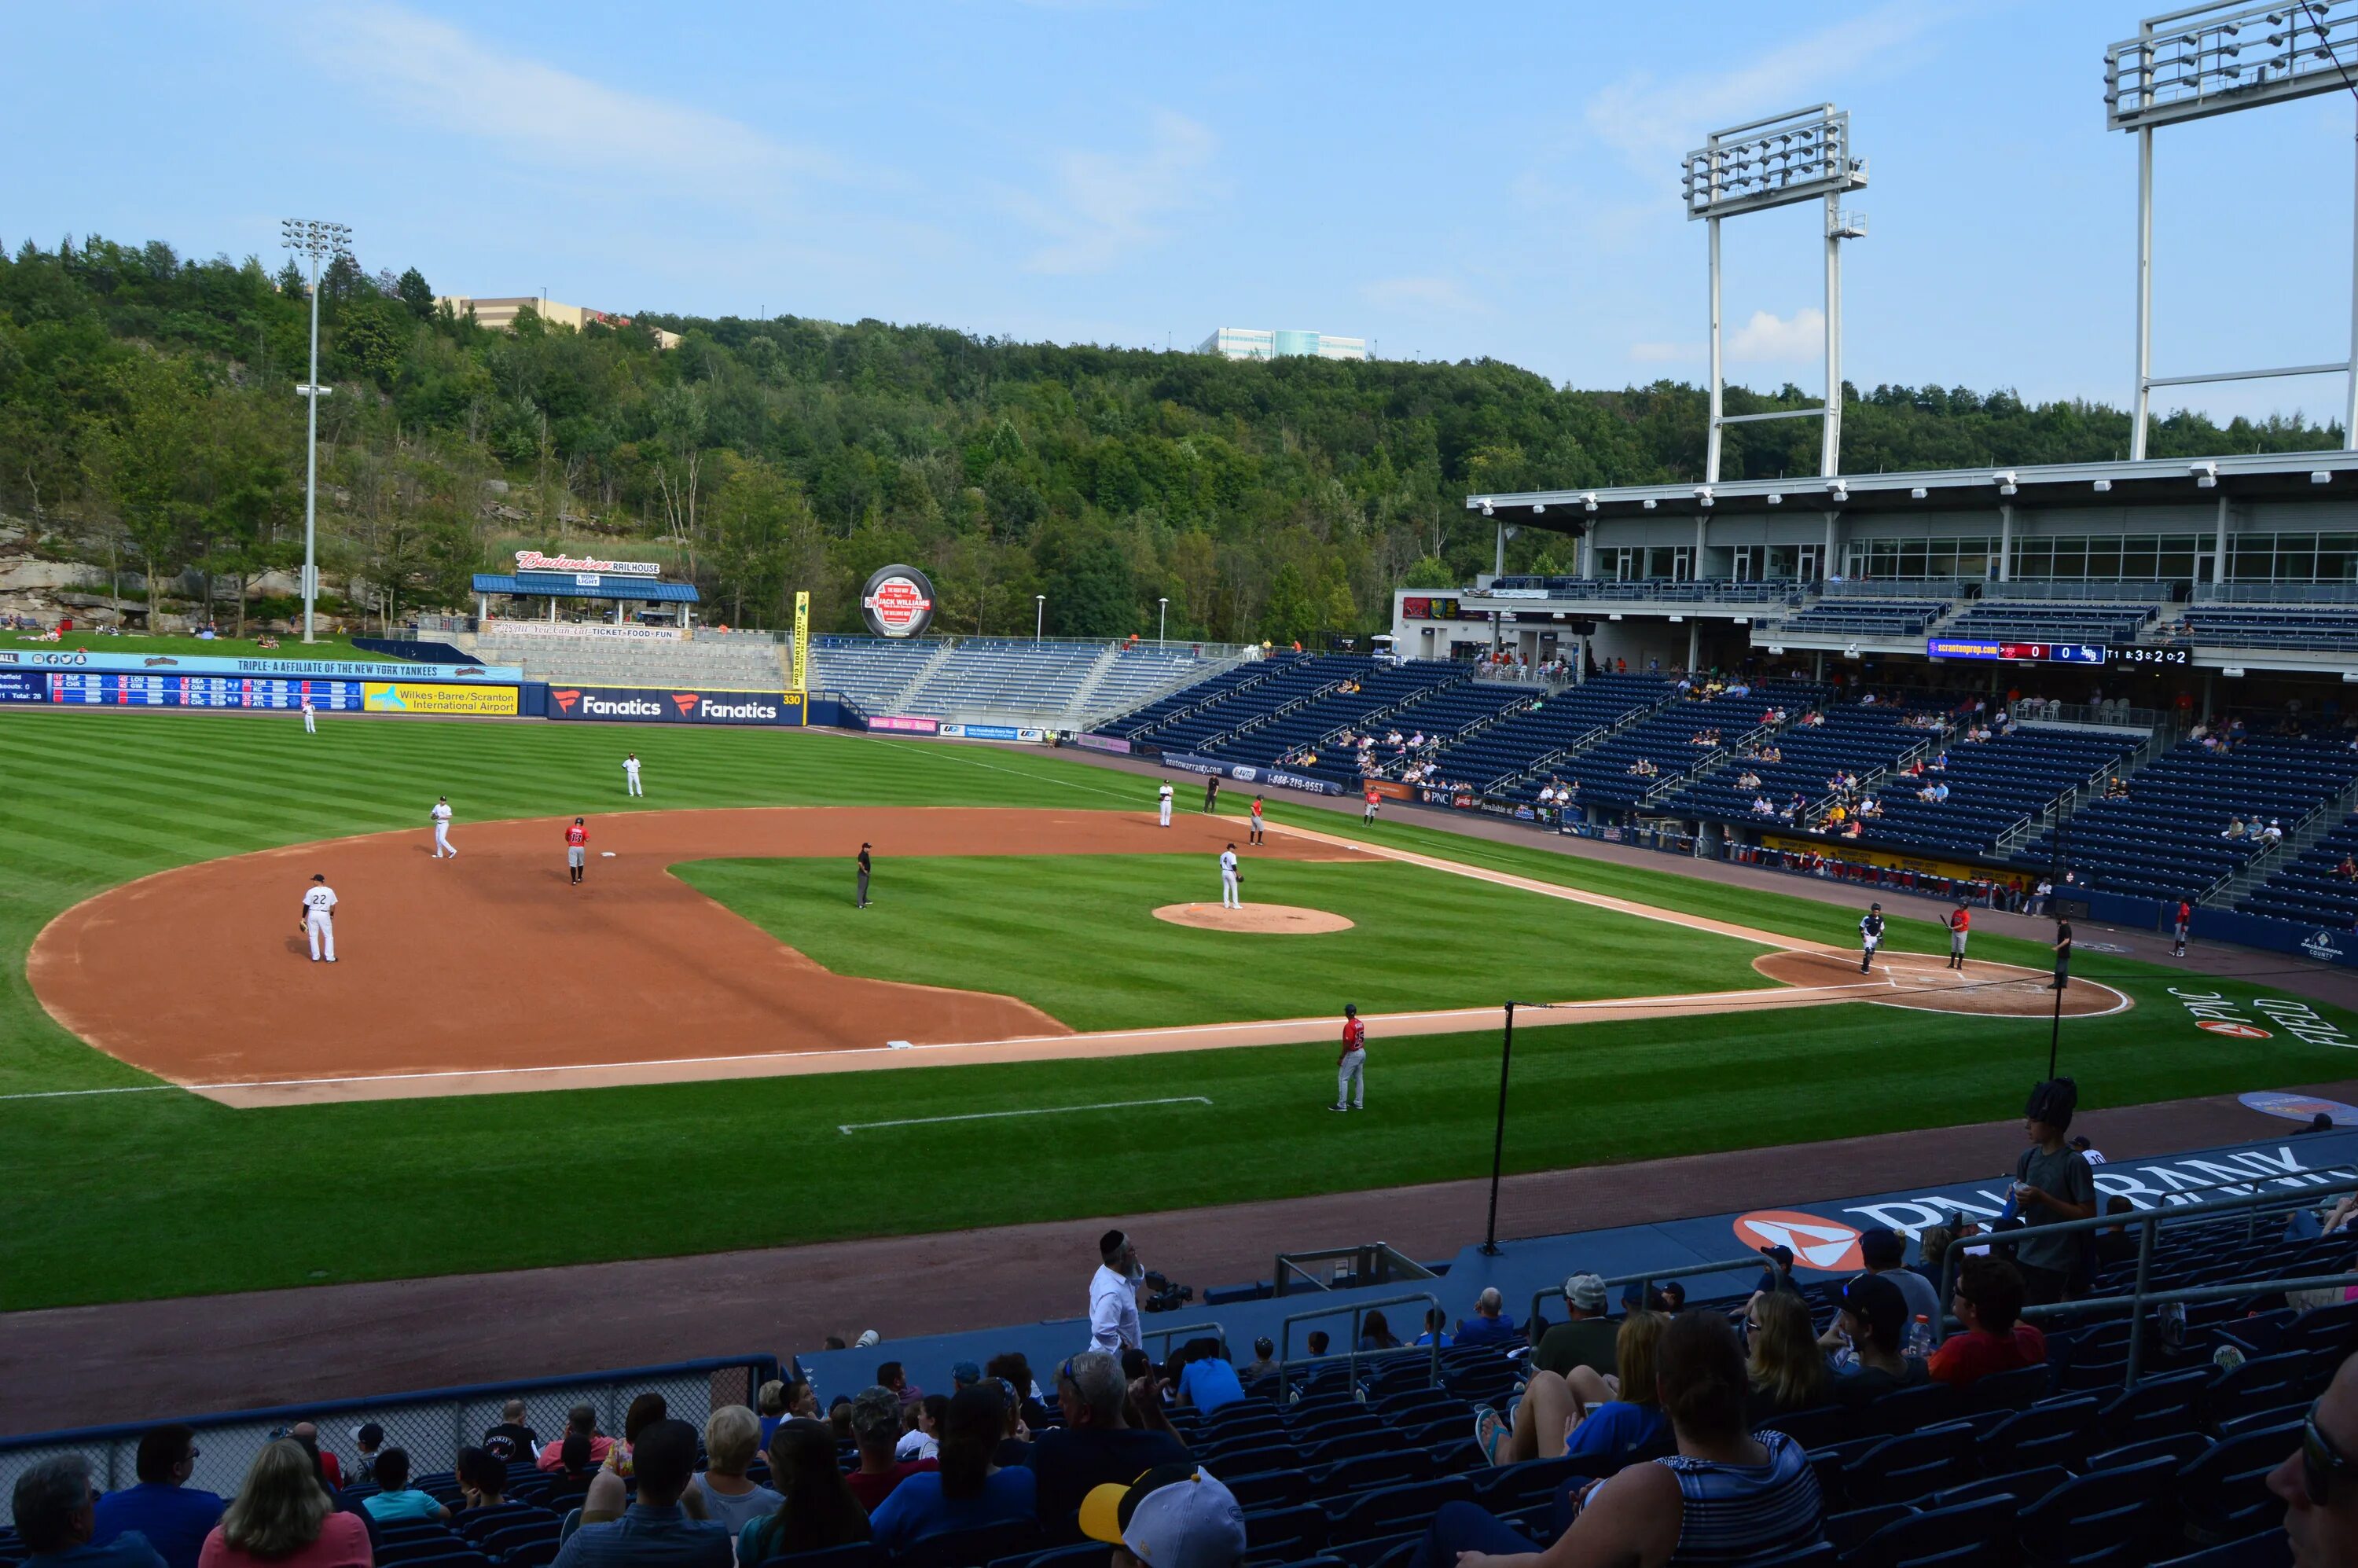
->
[950,1361,981,1387]
[1837,1272,1907,1350]
[1758,1244,1796,1272]
[1857,1227,1906,1269]
[1080,1465,1247,1568]
[1565,1272,1608,1313]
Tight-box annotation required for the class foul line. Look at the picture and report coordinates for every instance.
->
[836,1096,1214,1134]
[0,1084,175,1102]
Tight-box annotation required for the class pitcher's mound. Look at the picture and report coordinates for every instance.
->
[1154,903,1356,935]
[1754,949,2128,1018]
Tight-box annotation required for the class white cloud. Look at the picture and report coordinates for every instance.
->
[1728,307,1825,362]
[300,4,833,198]
[1011,110,1216,274]
[1360,276,1485,314]
[1584,2,1951,169]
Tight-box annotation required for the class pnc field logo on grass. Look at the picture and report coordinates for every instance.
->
[552,689,582,714]
[2198,1019,2272,1040]
[1733,1210,1864,1272]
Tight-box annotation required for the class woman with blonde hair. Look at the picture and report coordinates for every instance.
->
[1477,1310,1669,1467]
[1747,1289,1831,1420]
[685,1405,784,1535]
[197,1441,369,1568]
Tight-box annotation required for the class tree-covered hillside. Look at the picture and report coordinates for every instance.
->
[0,235,2337,641]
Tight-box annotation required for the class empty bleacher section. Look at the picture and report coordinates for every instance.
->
[1668,701,1939,826]
[806,637,1230,729]
[2021,736,2358,905]
[1944,600,2158,645]
[1419,674,1671,795]
[897,640,1103,720]
[2240,810,2358,927]
[1095,659,1298,742]
[1855,727,2138,858]
[467,628,784,689]
[2181,604,2358,651]
[1114,655,1343,755]
[808,636,944,711]
[1772,600,1950,639]
[1081,645,1222,717]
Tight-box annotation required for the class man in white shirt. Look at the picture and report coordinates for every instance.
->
[1089,1231,1144,1356]
[1218,844,1241,909]
[1157,781,1173,828]
[623,753,643,797]
[301,874,338,963]
[431,797,457,859]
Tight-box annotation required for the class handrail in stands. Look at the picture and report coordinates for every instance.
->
[1139,1319,1229,1363]
[1274,1291,1446,1397]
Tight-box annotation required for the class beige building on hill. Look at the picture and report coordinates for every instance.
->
[435,296,682,350]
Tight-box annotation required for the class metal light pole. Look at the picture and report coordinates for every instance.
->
[1479,1001,1519,1256]
[1035,594,1045,643]
[1158,597,1169,647]
[282,218,350,644]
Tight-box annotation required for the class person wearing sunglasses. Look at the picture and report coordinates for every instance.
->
[2271,1359,2358,1566]
[94,1426,223,1568]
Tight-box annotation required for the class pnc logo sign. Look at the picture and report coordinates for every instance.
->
[2199,1019,2272,1040]
[552,689,582,713]
[1732,1210,1864,1272]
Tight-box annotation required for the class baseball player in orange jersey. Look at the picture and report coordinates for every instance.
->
[1362,785,1380,824]
[1248,795,1265,846]
[1329,1003,1367,1111]
[1947,902,1971,969]
[565,817,589,884]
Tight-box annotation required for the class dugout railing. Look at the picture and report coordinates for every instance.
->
[0,1352,778,1531]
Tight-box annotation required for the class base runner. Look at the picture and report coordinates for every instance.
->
[1248,795,1265,846]
[1330,1002,1366,1113]
[565,817,589,884]
[1157,781,1173,828]
[301,873,337,963]
[1859,903,1884,975]
[1946,901,1970,969]
[1219,843,1241,909]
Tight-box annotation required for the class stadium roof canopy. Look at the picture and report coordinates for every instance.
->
[1464,447,2358,534]
[471,571,700,603]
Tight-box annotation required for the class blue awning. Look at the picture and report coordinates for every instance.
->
[472,572,700,604]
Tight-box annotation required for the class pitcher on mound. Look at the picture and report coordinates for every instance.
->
[1219,843,1241,909]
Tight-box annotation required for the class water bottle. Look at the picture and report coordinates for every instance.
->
[1904,1314,1935,1364]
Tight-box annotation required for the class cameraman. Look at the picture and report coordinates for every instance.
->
[1089,1230,1144,1355]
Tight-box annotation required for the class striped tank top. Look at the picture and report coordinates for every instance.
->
[1655,1428,1824,1566]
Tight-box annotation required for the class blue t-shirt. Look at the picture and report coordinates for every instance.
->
[31,1536,169,1568]
[1178,1357,1247,1416]
[868,1467,1038,1553]
[362,1489,446,1523]
[93,1485,223,1568]
[1565,1401,1669,1463]
[1456,1313,1519,1346]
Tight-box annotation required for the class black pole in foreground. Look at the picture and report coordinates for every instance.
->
[1481,1000,1517,1255]
[2048,813,2069,1082]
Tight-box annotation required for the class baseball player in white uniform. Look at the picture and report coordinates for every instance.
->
[1859,902,1884,974]
[431,796,456,858]
[301,874,338,963]
[1158,781,1173,828]
[624,752,643,797]
[300,696,317,734]
[1219,843,1242,909]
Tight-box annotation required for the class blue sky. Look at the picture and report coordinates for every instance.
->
[5,2,2349,424]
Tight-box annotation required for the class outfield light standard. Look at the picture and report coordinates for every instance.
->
[281,218,351,644]
[1035,594,1045,643]
[1158,597,1169,646]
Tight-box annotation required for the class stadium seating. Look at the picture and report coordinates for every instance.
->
[810,636,949,712]
[1772,600,1949,639]
[1853,727,2136,858]
[1119,655,1364,755]
[1298,681,1536,791]
[1666,702,1941,828]
[1096,658,1304,741]
[1417,674,1673,798]
[1551,681,1830,812]
[1944,601,2158,646]
[1485,577,1803,604]
[896,641,1104,720]
[469,628,785,689]
[809,638,1224,725]
[2239,808,2358,927]
[1082,646,1226,718]
[2181,606,2358,651]
[1202,663,1469,773]
[2022,736,2358,904]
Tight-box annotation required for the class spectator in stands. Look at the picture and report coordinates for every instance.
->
[1753,1244,1801,1298]
[685,1406,784,1536]
[543,1435,601,1515]
[2268,1347,2358,1565]
[1745,1291,1831,1422]
[736,1421,870,1566]
[876,1361,922,1410]
[1533,1272,1618,1380]
[93,1425,222,1568]
[2224,815,2249,840]
[1240,1337,1280,1384]
[844,1386,933,1512]
[454,1448,509,1514]
[600,1393,670,1478]
[986,1352,1052,1430]
[1481,1311,1667,1467]
[481,1399,540,1466]
[1030,1350,1189,1522]
[1927,1258,2048,1387]
[279,1430,370,1555]
[1456,1287,1520,1347]
[2338,854,2358,883]
[1428,1312,1820,1568]
[15,1456,166,1568]
[1358,1310,1402,1351]
[2013,1079,2099,1303]
[539,1405,617,1473]
[896,1395,948,1462]
[1414,1308,1455,1349]
[196,1441,366,1568]
[550,1419,730,1568]
[869,1385,1038,1551]
[2095,1196,2143,1269]
[345,1427,384,1489]
[1306,1331,1331,1358]
[1090,1230,1145,1356]
[1825,1274,1926,1407]
[1170,1338,1246,1415]
[361,1452,448,1525]
[1856,1226,1943,1326]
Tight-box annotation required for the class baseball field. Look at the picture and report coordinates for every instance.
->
[3,705,2352,1313]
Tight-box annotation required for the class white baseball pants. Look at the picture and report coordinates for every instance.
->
[434,822,454,857]
[627,773,643,796]
[1159,799,1172,826]
[307,912,336,962]
[1221,869,1240,909]
[1337,1048,1365,1109]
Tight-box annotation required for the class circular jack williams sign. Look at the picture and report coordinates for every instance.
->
[1732,1210,1864,1273]
[861,564,936,640]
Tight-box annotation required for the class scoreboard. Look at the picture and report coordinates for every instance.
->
[1926,640,2190,666]
[43,674,367,708]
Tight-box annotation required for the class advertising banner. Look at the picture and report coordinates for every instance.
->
[792,590,811,692]
[1757,831,2029,893]
[44,674,366,708]
[0,649,520,681]
[0,670,49,702]
[860,564,937,639]
[936,724,1046,743]
[512,549,663,578]
[1073,733,1133,755]
[483,620,684,642]
[866,714,940,734]
[548,685,804,725]
[362,683,521,716]
[1161,753,1346,796]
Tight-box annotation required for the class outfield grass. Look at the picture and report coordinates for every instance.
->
[2,707,2353,1309]
[676,854,1777,1030]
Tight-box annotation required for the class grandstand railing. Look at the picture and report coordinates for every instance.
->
[1979,579,2176,604]
[2191,582,2358,604]
[1140,1319,1231,1364]
[1822,578,1967,600]
[0,1352,779,1530]
[1273,1243,1440,1298]
[1274,1291,1447,1397]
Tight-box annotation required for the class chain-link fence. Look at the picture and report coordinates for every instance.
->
[0,1354,777,1530]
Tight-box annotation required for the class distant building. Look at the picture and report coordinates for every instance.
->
[435,296,682,351]
[1196,327,1367,362]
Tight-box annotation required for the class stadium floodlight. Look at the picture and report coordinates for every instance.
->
[2194,460,2220,487]
[1695,486,1716,506]
[2095,478,2115,491]
[1767,492,1784,505]
[1158,597,1169,647]
[1996,470,2020,495]
[1581,492,1600,512]
[1684,105,1869,483]
[1827,479,1849,501]
[281,218,351,644]
[1034,593,1045,643]
[2107,1,2358,456]
[1910,487,1929,499]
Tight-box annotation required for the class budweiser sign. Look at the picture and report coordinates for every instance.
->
[513,550,663,578]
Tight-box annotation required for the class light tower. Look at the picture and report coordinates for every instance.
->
[2106,0,2358,457]
[1681,105,1870,483]
[281,218,351,644]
